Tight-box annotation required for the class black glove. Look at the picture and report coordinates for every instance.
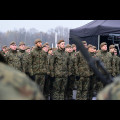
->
[76,76,80,81]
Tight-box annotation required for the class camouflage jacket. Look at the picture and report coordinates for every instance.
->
[76,51,93,77]
[51,48,70,78]
[0,62,44,100]
[5,49,22,71]
[96,50,113,75]
[67,52,78,76]
[18,49,30,73]
[29,47,48,76]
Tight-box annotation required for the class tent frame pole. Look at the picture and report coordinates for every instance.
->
[98,35,100,50]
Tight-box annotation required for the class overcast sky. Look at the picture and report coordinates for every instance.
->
[0,20,93,32]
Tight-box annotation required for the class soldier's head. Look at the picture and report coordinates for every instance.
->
[65,44,71,53]
[109,45,115,53]
[82,41,88,48]
[2,45,7,52]
[88,44,94,53]
[92,46,97,53]
[19,42,26,50]
[48,48,53,55]
[35,39,42,48]
[58,40,65,49]
[5,47,9,54]
[114,49,118,56]
[42,44,48,53]
[44,42,50,49]
[71,44,77,52]
[26,47,31,54]
[10,41,17,50]
[100,42,107,51]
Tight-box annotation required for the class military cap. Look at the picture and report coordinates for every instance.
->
[71,44,76,48]
[10,41,16,45]
[19,42,25,46]
[82,41,87,44]
[109,45,115,49]
[34,39,42,44]
[26,46,30,50]
[65,44,71,48]
[100,42,107,48]
[42,44,47,48]
[57,40,65,44]
[2,45,7,49]
[87,44,93,49]
[44,42,49,45]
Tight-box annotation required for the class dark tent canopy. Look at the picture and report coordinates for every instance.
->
[70,20,120,51]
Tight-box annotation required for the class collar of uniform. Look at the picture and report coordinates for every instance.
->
[58,48,65,52]
[10,49,17,53]
[35,46,42,51]
[19,49,25,53]
[101,50,107,54]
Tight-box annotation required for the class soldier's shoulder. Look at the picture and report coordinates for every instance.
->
[97,76,120,100]
[0,62,44,100]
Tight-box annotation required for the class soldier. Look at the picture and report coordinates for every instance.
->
[5,41,22,71]
[96,42,113,93]
[18,42,30,76]
[114,48,120,76]
[76,41,92,100]
[97,76,120,100]
[87,44,97,100]
[29,39,49,95]
[0,53,44,100]
[51,40,70,100]
[65,44,77,100]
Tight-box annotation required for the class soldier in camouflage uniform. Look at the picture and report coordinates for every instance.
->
[109,45,118,77]
[87,44,97,100]
[5,41,22,72]
[97,76,120,100]
[29,39,49,94]
[96,42,113,93]
[18,42,30,75]
[64,44,78,100]
[76,41,92,100]
[114,49,120,76]
[51,40,70,100]
[0,54,44,100]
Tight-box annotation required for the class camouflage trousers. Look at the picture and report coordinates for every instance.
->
[52,77,67,100]
[76,77,90,100]
[64,75,75,100]
[88,75,97,100]
[35,75,45,94]
[95,81,104,94]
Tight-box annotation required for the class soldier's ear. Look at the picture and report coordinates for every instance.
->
[0,54,7,64]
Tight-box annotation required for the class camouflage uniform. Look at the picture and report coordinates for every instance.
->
[5,48,22,71]
[96,43,113,93]
[0,61,44,100]
[29,46,48,94]
[64,45,78,100]
[97,76,120,100]
[76,51,92,100]
[51,46,70,100]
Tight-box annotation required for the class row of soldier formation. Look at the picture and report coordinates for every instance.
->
[0,38,119,100]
